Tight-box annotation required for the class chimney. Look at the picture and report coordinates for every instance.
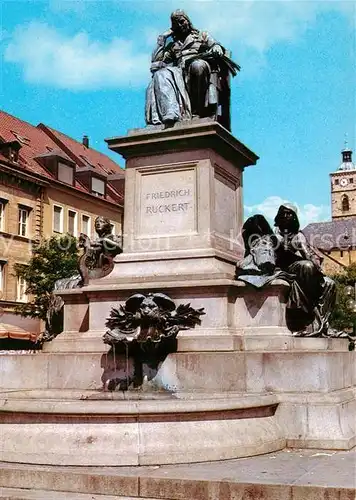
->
[83,135,89,148]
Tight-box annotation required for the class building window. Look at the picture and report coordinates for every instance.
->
[16,276,27,302]
[0,261,6,293]
[58,162,74,185]
[340,250,344,258]
[335,179,339,185]
[18,207,30,237]
[342,195,350,212]
[11,131,30,146]
[0,201,6,231]
[81,214,91,236]
[350,178,353,184]
[68,210,77,236]
[53,205,63,233]
[92,177,105,197]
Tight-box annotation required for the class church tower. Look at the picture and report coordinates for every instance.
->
[330,142,356,220]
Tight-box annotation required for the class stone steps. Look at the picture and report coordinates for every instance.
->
[0,488,153,500]
[0,450,354,500]
[0,483,354,500]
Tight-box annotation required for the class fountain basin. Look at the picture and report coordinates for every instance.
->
[0,389,285,466]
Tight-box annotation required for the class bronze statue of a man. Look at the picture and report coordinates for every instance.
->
[145,10,239,130]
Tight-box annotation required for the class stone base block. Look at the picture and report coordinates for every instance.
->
[3,343,353,394]
[176,329,348,351]
[0,352,104,391]
[1,341,354,452]
[155,349,355,394]
[53,278,290,353]
[0,390,284,466]
[99,249,238,284]
[278,388,356,450]
[42,330,106,354]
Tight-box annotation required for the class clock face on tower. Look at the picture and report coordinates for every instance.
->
[340,178,348,187]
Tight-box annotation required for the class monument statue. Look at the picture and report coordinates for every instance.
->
[236,205,336,336]
[42,216,123,343]
[103,293,205,390]
[145,9,240,130]
[274,204,336,335]
[236,214,291,287]
[78,216,123,285]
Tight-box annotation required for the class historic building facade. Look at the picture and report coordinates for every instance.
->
[304,144,356,274]
[330,145,356,219]
[0,110,124,339]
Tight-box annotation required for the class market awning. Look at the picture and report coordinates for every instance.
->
[0,323,39,342]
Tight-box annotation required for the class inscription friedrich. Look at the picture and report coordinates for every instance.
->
[145,188,191,215]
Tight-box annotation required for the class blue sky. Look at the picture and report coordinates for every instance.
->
[1,0,355,227]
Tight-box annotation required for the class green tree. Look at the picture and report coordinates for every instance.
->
[14,234,79,323]
[329,262,356,333]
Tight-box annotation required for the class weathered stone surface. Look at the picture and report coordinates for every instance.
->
[137,167,196,238]
[0,390,284,465]
[0,449,354,499]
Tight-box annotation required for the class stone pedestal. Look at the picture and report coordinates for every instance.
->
[102,121,258,283]
[46,122,260,353]
[0,122,355,467]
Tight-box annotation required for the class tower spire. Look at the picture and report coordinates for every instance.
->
[344,133,349,150]
[338,134,354,170]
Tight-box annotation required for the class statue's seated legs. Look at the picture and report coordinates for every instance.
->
[147,67,191,126]
[286,260,336,335]
[288,260,323,308]
[152,68,182,124]
[187,59,212,117]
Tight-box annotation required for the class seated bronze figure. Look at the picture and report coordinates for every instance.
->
[236,205,336,336]
[79,216,122,284]
[145,9,240,131]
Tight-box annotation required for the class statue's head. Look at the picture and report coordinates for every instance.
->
[94,216,112,237]
[124,293,175,326]
[274,204,300,233]
[170,10,193,36]
[239,215,276,275]
[249,235,276,275]
[125,293,175,317]
[139,295,160,319]
[242,214,274,256]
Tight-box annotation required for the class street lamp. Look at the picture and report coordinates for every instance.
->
[346,285,356,309]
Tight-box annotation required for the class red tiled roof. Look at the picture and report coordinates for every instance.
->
[38,124,124,178]
[0,111,63,179]
[0,110,124,205]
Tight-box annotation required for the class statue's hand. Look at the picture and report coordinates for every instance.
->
[90,241,103,251]
[209,44,223,57]
[150,61,166,73]
[157,29,173,46]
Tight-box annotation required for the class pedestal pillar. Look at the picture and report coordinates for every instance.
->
[103,121,258,283]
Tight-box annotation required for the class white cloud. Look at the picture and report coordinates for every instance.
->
[146,0,353,52]
[244,195,330,228]
[4,2,353,90]
[4,22,150,89]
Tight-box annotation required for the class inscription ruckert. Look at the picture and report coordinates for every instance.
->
[145,189,191,214]
[138,169,196,237]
